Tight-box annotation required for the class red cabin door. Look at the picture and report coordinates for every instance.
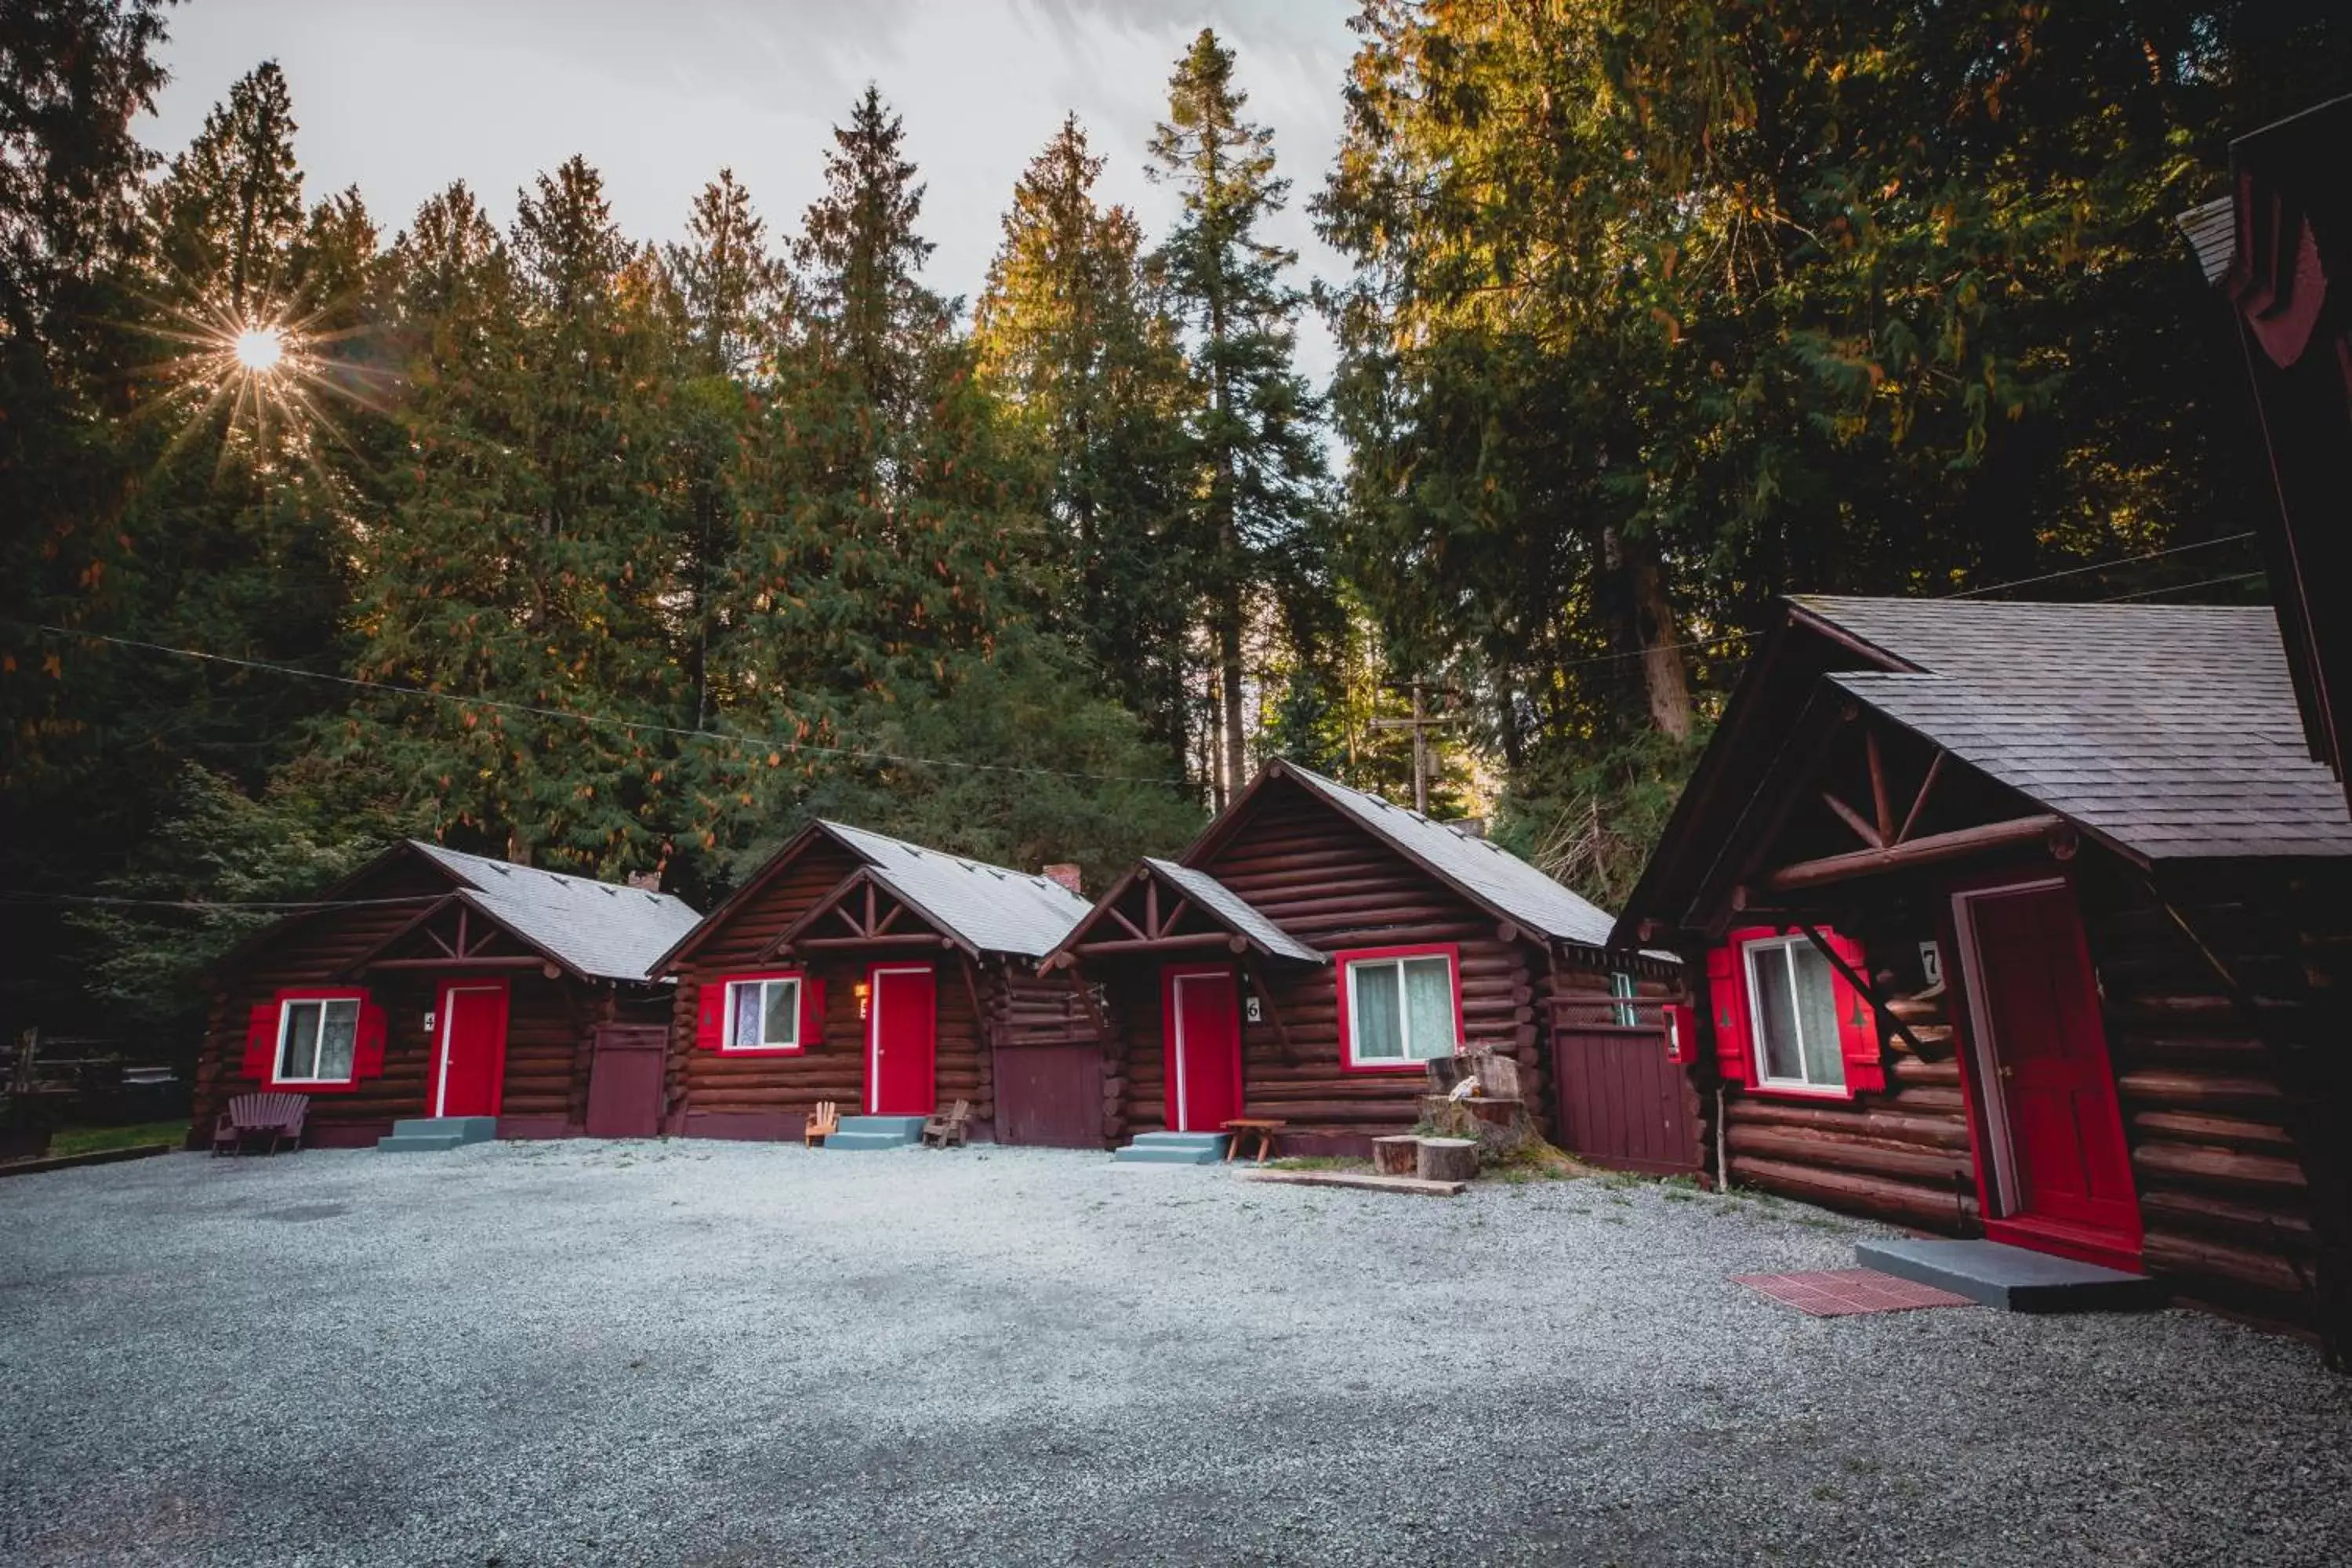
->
[867,965,937,1116]
[433,981,509,1119]
[1962,882,2141,1263]
[1162,966,1242,1134]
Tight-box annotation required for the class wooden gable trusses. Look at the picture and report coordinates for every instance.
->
[767,868,967,959]
[1735,703,2074,907]
[348,892,571,979]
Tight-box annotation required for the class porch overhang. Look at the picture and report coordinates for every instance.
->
[1040,857,1325,973]
[766,867,975,960]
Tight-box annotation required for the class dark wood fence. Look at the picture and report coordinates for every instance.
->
[993,1043,1106,1149]
[585,1025,667,1138]
[1548,999,1704,1177]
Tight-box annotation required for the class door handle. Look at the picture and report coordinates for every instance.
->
[1998,1065,2014,1079]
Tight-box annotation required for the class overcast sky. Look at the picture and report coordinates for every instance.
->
[145,0,1360,381]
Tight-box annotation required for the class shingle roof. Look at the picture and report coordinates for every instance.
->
[408,842,703,983]
[1142,857,1325,964]
[1273,764,1623,949]
[1793,597,2352,860]
[820,822,1091,958]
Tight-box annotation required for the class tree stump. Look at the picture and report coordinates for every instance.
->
[1421,1094,1538,1160]
[1371,1135,1419,1177]
[1468,1049,1521,1101]
[1416,1136,1479,1183]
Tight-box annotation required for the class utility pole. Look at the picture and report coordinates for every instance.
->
[1370,679,1463,814]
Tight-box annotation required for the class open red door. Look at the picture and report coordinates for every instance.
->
[1161,965,1243,1134]
[1962,881,2142,1267]
[867,964,937,1116]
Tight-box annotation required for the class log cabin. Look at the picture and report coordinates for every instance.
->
[649,822,1097,1145]
[1037,760,1684,1160]
[1613,595,2352,1360]
[193,841,702,1147]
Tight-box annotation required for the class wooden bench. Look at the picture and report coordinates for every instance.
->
[921,1099,972,1149]
[1221,1118,1286,1163]
[804,1101,840,1148]
[212,1092,308,1156]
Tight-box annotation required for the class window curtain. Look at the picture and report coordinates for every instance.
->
[732,986,762,1047]
[1402,958,1455,1060]
[1791,948,1842,1087]
[1354,964,1403,1059]
[762,981,797,1046]
[317,1002,358,1080]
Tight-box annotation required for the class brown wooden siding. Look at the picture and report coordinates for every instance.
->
[1073,778,1632,1154]
[194,852,659,1145]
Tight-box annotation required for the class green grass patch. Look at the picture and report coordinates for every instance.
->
[49,1120,188,1158]
[1267,1155,1370,1173]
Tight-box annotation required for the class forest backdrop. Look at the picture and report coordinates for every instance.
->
[3,0,2347,1051]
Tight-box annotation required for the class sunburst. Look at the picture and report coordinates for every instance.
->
[129,284,397,480]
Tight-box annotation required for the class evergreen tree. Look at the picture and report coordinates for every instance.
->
[1148,29,1327,806]
[0,0,176,1040]
[346,161,682,876]
[974,114,1196,772]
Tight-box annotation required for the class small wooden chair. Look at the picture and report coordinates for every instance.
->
[212,1092,308,1156]
[804,1101,840,1148]
[920,1098,971,1149]
[1221,1118,1285,1163]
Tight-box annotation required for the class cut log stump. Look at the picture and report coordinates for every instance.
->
[1421,1094,1537,1160]
[1371,1135,1419,1177]
[1417,1137,1479,1183]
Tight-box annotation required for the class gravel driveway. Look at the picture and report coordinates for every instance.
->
[1,1142,2346,1566]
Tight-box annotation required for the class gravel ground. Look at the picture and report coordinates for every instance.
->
[1,1142,2346,1567]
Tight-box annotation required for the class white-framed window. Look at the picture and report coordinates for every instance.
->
[1341,949,1458,1068]
[277,996,361,1084]
[1608,970,1639,1027]
[1740,935,1845,1091]
[725,975,801,1052]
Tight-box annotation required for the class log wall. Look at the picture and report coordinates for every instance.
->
[1080,779,1633,1155]
[1697,853,2336,1334]
[1710,902,1983,1233]
[195,854,658,1146]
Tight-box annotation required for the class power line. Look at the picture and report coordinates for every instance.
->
[1938,532,2256,598]
[2095,570,2269,604]
[5,620,1183,786]
[1545,531,2267,673]
[0,891,442,913]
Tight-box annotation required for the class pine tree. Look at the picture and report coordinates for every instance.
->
[974,114,1196,772]
[1148,30,1327,805]
[347,161,682,875]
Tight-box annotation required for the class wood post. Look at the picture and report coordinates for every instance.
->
[1371,1135,1418,1177]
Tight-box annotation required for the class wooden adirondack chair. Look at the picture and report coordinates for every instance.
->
[920,1098,971,1149]
[804,1101,840,1148]
[212,1091,308,1156]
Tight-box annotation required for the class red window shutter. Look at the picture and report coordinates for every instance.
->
[243,1004,278,1080]
[1664,1001,1697,1065]
[1704,942,1751,1086]
[695,980,727,1050]
[354,996,389,1080]
[800,976,825,1047]
[1826,932,1886,1094]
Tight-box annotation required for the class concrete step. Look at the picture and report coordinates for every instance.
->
[1114,1131,1231,1165]
[1855,1238,2161,1313]
[377,1116,498,1153]
[819,1115,927,1152]
[376,1133,467,1154]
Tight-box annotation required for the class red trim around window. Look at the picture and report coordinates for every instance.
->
[1333,944,1465,1073]
[1719,927,1874,1103]
[252,988,382,1094]
[701,968,811,1056]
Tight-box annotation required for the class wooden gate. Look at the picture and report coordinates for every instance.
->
[585,1025,666,1138]
[994,1043,1105,1149]
[1549,1000,1703,1176]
